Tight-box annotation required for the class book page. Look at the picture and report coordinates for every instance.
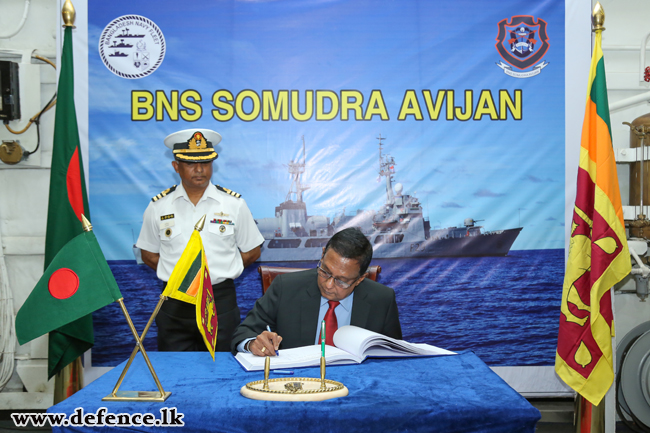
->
[234,344,363,371]
[410,342,456,355]
[332,326,379,358]
[363,342,456,357]
[333,326,456,359]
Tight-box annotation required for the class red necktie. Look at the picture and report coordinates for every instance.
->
[320,300,340,346]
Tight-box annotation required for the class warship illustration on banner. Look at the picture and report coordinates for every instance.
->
[255,136,522,262]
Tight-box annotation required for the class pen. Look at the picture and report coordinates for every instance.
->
[266,325,279,356]
[272,370,294,375]
[321,320,325,357]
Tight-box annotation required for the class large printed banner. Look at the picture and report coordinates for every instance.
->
[88,0,567,366]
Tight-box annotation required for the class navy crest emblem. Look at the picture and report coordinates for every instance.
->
[99,15,166,79]
[495,15,549,78]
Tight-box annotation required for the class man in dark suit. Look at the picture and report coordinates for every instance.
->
[231,228,402,356]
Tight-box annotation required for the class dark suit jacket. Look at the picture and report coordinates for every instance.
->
[231,268,402,353]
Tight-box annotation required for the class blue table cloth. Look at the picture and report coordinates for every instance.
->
[48,351,540,433]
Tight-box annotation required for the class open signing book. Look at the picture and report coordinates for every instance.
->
[234,325,456,371]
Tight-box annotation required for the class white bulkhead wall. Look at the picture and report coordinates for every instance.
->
[0,0,59,410]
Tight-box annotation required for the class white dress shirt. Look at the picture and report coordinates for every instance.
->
[136,183,264,284]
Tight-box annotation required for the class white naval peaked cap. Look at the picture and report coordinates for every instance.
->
[164,129,222,163]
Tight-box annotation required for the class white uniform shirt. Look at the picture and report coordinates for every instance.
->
[136,183,264,284]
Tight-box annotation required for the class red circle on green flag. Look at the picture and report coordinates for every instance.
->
[48,268,79,299]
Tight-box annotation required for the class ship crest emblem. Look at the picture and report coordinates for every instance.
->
[495,15,549,78]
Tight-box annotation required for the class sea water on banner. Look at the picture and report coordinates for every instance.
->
[93,249,563,367]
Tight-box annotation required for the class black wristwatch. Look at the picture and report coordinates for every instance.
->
[244,340,253,352]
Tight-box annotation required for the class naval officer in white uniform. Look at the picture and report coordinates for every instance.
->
[136,129,264,352]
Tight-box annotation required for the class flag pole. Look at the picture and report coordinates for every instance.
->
[100,205,170,400]
[52,358,83,404]
[573,4,607,433]
[104,214,210,401]
[102,298,171,402]
[107,295,166,396]
[51,0,83,405]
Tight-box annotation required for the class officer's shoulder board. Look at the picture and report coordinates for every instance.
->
[215,184,242,198]
[151,185,177,202]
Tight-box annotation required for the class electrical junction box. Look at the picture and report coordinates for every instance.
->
[0,51,44,169]
[0,51,42,170]
[0,60,21,122]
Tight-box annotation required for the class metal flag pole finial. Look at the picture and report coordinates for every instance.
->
[81,214,92,232]
[62,0,76,28]
[195,214,207,232]
[592,2,605,32]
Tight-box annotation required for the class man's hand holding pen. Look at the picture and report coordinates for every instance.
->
[247,330,282,357]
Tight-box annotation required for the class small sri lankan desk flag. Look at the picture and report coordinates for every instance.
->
[16,223,122,352]
[162,217,218,359]
[555,27,631,406]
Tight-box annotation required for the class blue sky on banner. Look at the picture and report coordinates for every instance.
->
[87,0,565,260]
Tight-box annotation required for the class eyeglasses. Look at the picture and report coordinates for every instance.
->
[317,261,360,289]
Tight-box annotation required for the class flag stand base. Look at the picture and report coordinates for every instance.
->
[102,297,171,402]
[102,391,172,402]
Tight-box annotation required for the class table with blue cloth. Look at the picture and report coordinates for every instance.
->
[48,351,540,433]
